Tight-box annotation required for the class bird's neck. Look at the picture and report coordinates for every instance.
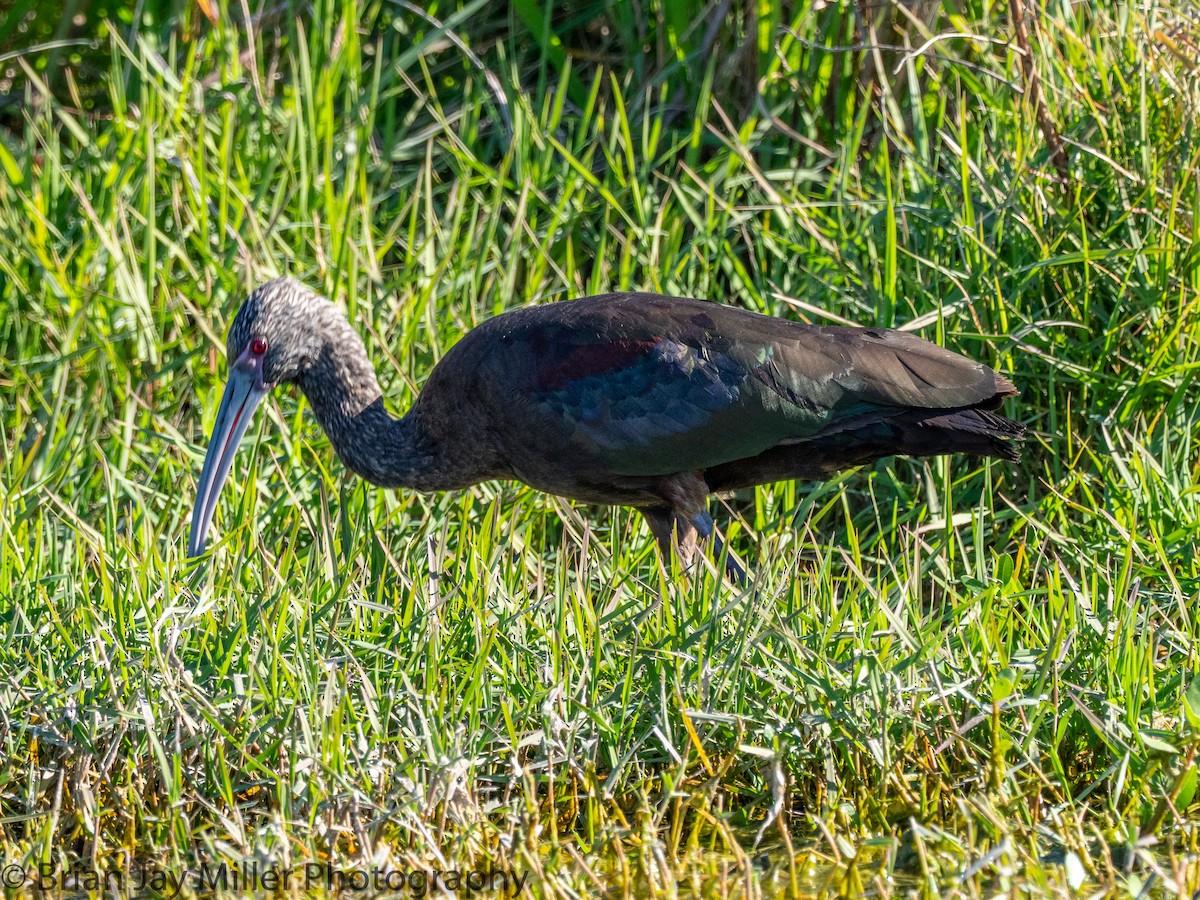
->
[294,327,436,490]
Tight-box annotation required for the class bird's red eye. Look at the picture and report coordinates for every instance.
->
[250,337,268,355]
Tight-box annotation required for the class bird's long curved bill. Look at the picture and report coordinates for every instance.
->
[188,369,267,557]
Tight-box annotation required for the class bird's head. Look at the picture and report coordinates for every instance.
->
[188,277,338,557]
[224,277,332,388]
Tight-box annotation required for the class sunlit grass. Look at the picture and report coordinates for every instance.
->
[3,0,1200,895]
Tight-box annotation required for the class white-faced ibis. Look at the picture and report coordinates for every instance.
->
[188,278,1023,573]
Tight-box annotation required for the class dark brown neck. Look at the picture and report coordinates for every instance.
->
[319,398,440,489]
[293,325,438,489]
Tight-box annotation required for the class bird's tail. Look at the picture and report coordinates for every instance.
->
[792,405,1026,467]
[706,407,1025,492]
[904,407,1026,462]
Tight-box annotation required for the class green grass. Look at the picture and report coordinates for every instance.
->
[3,0,1200,895]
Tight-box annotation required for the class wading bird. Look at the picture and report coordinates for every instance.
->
[188,278,1023,574]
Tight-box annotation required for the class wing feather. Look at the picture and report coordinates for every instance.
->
[479,294,1016,477]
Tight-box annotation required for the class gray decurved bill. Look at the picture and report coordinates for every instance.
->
[187,368,266,557]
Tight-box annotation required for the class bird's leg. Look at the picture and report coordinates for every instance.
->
[690,510,746,584]
[641,506,699,569]
[645,473,745,582]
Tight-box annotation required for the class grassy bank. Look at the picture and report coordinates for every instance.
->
[3,0,1200,895]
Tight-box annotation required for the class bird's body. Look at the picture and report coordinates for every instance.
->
[189,278,1023,569]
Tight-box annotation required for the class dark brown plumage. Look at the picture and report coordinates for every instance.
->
[189,278,1024,574]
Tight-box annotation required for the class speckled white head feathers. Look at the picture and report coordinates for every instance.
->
[188,278,400,556]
